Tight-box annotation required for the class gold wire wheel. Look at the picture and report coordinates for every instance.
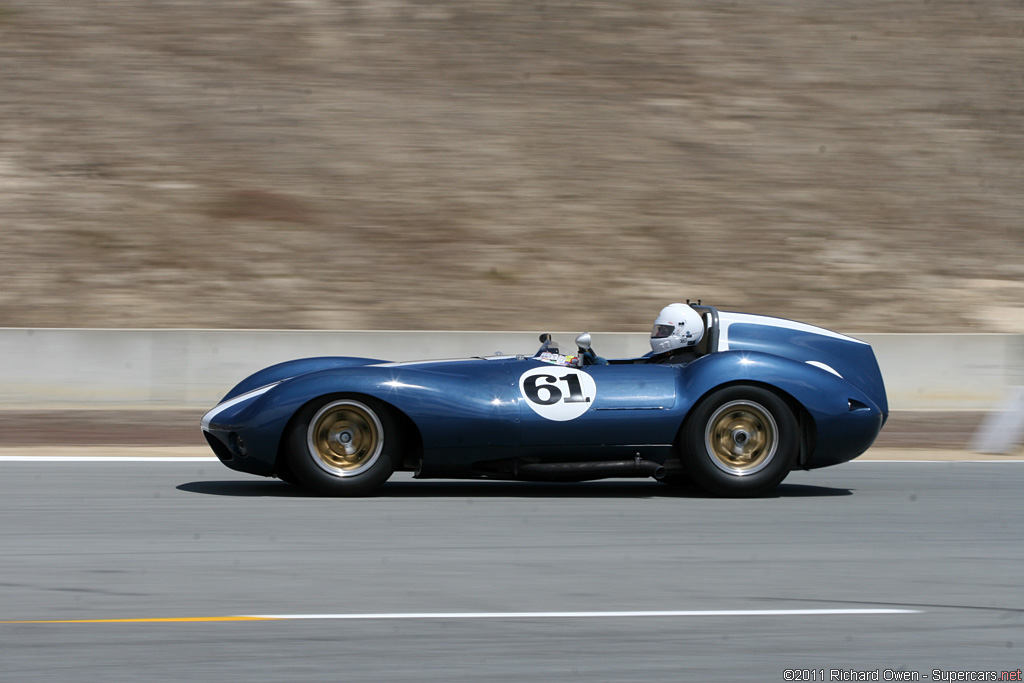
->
[307,400,384,477]
[704,399,779,476]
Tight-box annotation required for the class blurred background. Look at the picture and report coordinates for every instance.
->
[0,0,1021,333]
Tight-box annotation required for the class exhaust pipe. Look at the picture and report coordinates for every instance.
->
[515,456,665,483]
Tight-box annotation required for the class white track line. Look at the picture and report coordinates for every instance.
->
[0,608,923,625]
[853,460,1024,464]
[0,456,217,462]
[243,609,920,620]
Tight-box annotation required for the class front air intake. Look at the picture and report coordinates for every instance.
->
[204,431,234,462]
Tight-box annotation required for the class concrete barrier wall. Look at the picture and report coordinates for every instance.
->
[0,328,1021,410]
[866,334,1024,411]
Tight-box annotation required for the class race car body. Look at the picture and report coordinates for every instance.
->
[201,304,887,496]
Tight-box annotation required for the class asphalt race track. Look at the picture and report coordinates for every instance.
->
[2,460,1022,682]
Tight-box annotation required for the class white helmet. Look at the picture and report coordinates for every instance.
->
[650,303,704,354]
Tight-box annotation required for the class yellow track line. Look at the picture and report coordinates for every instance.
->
[1,616,275,624]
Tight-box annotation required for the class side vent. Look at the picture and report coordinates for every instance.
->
[848,398,870,412]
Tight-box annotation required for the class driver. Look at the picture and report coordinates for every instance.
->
[648,303,705,364]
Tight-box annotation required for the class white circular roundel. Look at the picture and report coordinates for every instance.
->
[518,366,597,421]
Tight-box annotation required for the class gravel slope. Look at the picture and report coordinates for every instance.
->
[1,1,1022,332]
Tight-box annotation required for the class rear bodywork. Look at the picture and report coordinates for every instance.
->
[202,309,887,481]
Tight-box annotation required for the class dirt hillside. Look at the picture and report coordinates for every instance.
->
[1,0,1022,333]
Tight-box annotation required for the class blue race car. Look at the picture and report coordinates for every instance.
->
[201,303,887,497]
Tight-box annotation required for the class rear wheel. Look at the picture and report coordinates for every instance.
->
[287,396,397,496]
[682,385,798,497]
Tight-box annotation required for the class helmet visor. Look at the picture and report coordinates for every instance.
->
[651,324,675,339]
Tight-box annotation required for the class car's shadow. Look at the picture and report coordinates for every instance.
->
[176,479,852,499]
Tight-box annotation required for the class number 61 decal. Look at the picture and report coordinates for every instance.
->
[519,367,597,421]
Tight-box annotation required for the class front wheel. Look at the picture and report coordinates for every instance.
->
[287,396,398,496]
[682,385,799,497]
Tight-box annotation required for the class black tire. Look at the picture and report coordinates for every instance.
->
[682,385,799,497]
[286,396,398,496]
